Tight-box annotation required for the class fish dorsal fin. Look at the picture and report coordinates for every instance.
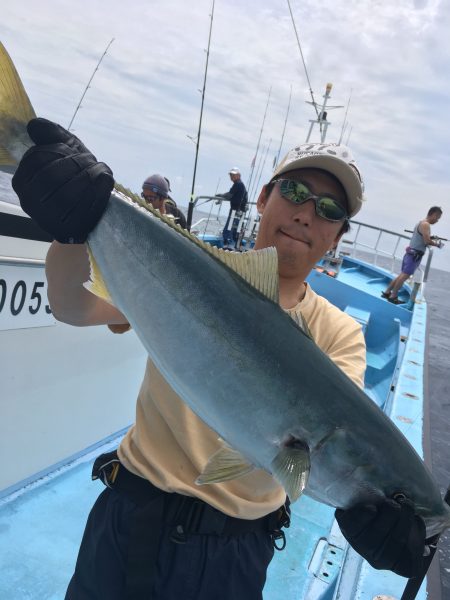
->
[211,246,279,303]
[85,190,279,305]
[0,42,36,168]
[113,189,280,304]
[196,445,255,485]
[84,245,115,305]
[271,444,310,502]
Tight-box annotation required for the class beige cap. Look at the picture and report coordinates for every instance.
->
[272,142,365,217]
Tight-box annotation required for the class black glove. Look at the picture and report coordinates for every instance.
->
[12,118,114,243]
[335,498,426,578]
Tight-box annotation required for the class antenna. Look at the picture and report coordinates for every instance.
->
[286,2,345,144]
[67,38,115,131]
[305,83,344,143]
[286,0,318,117]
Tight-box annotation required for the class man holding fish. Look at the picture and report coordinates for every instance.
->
[12,120,427,599]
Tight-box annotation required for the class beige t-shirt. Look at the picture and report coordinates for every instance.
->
[118,284,366,519]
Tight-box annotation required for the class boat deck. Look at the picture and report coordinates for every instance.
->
[1,262,448,599]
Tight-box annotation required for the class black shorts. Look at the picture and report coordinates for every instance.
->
[65,486,276,600]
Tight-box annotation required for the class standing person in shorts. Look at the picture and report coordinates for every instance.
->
[382,206,443,304]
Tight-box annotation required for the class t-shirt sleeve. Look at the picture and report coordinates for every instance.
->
[325,319,366,389]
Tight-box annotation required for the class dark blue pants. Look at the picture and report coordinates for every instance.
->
[223,210,242,245]
[65,487,275,600]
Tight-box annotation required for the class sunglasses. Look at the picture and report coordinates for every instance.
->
[141,191,162,203]
[272,179,348,222]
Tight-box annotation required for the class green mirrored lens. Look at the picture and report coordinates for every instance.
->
[317,197,346,221]
[280,180,310,203]
[277,179,346,221]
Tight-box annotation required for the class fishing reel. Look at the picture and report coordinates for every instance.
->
[431,235,445,249]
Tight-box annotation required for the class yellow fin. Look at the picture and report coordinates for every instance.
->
[0,146,16,165]
[113,189,279,304]
[271,445,310,502]
[0,42,36,170]
[196,446,255,485]
[210,246,279,303]
[83,245,115,306]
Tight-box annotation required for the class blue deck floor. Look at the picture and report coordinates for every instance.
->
[0,449,108,599]
[0,446,426,600]
[1,258,440,599]
[0,442,339,599]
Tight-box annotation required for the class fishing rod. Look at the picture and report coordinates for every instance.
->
[400,486,450,600]
[345,124,353,146]
[248,141,266,202]
[338,88,353,144]
[246,86,272,197]
[404,230,449,242]
[67,38,115,131]
[274,84,292,169]
[251,139,272,204]
[187,0,215,231]
[201,177,222,237]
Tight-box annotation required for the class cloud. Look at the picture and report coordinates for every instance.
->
[1,0,449,264]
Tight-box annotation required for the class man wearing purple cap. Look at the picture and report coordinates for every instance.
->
[141,173,170,213]
[12,121,426,600]
[141,174,187,228]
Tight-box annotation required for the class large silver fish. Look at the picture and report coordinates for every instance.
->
[85,193,450,538]
[1,40,450,540]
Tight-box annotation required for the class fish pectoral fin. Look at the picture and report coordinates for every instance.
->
[83,244,115,306]
[271,446,310,502]
[196,447,255,485]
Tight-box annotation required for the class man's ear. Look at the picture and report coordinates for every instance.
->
[330,232,343,251]
[256,185,269,214]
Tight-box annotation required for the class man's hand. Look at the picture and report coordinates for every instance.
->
[335,498,426,578]
[12,118,114,243]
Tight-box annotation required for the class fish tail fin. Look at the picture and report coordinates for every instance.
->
[84,245,115,306]
[0,42,36,173]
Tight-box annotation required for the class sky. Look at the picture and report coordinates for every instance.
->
[1,0,450,270]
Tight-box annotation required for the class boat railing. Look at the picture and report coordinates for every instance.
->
[187,195,222,232]
[0,255,45,266]
[341,220,435,283]
[190,216,223,235]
